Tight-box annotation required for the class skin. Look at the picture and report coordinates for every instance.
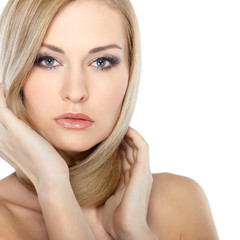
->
[0,1,219,240]
[23,1,129,154]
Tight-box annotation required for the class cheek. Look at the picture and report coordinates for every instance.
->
[96,73,128,121]
[23,71,55,118]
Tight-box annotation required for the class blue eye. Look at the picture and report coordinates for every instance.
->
[93,59,110,68]
[34,55,60,69]
[34,54,121,71]
[90,56,120,71]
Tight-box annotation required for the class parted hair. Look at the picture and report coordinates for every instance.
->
[0,0,141,207]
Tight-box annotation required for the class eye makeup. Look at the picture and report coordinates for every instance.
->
[34,54,61,70]
[34,53,121,71]
[89,55,121,71]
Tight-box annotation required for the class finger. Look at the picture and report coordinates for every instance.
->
[122,139,135,166]
[0,83,7,109]
[0,83,6,124]
[119,145,130,174]
[124,137,137,161]
[119,131,153,217]
[123,130,152,189]
[124,128,152,194]
[0,85,28,132]
[119,148,130,186]
[126,127,148,151]
[0,83,15,128]
[0,84,8,129]
[126,127,150,167]
[124,170,130,186]
[115,172,125,191]
[122,139,137,179]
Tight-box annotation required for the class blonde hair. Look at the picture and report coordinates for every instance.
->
[0,0,141,207]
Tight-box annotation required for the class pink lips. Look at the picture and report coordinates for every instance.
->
[54,113,94,129]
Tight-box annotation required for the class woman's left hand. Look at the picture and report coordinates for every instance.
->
[102,127,157,240]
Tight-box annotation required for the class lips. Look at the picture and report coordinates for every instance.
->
[54,113,94,129]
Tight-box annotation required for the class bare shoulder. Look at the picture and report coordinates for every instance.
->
[151,172,207,202]
[0,175,31,240]
[0,198,20,239]
[0,198,12,221]
[0,176,15,227]
[147,173,219,240]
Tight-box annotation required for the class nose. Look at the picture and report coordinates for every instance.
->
[61,67,89,103]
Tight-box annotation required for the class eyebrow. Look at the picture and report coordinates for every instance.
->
[89,44,122,54]
[41,43,122,55]
[41,44,64,54]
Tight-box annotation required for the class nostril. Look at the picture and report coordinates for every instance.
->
[61,72,89,103]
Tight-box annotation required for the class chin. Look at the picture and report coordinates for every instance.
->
[51,138,102,156]
[54,143,95,153]
[43,127,111,157]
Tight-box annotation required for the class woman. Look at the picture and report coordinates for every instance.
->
[0,0,219,239]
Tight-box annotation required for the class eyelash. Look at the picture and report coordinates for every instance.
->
[34,54,120,71]
[90,56,120,71]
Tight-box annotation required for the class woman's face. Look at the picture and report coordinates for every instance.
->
[23,1,129,154]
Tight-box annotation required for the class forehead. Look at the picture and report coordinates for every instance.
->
[43,1,127,50]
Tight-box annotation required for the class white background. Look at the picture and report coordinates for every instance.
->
[0,1,240,239]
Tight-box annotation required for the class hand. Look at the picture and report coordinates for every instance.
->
[0,83,69,189]
[102,127,156,240]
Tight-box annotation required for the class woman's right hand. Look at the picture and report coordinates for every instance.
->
[0,83,69,189]
[0,83,97,240]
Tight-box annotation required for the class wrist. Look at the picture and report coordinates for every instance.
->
[35,175,95,240]
[36,173,72,199]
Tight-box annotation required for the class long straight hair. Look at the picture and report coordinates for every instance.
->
[0,0,141,207]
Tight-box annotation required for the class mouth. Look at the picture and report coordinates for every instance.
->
[54,113,94,129]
